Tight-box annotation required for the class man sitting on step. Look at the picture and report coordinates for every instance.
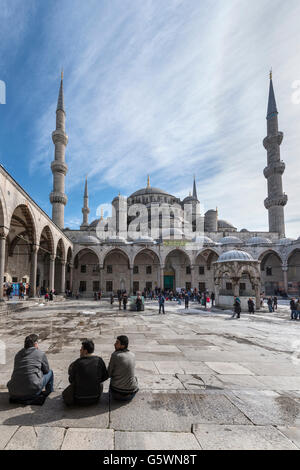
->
[7,334,54,404]
[62,339,109,406]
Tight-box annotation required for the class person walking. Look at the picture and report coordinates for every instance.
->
[110,293,114,306]
[122,293,128,310]
[232,296,241,319]
[184,292,189,309]
[118,291,122,310]
[158,293,165,314]
[273,296,278,311]
[267,297,273,313]
[136,294,142,312]
[290,298,297,320]
[296,299,300,321]
[211,292,215,307]
[248,298,255,314]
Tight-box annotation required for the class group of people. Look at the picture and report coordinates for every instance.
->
[266,296,278,312]
[290,298,300,320]
[7,334,139,406]
[4,282,29,300]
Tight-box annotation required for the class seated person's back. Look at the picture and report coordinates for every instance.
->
[108,335,138,400]
[63,339,108,406]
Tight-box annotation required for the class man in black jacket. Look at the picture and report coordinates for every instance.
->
[62,339,108,406]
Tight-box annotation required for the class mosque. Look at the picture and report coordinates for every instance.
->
[0,72,300,307]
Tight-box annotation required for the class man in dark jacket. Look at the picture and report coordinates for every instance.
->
[62,339,108,406]
[248,298,255,314]
[7,334,53,402]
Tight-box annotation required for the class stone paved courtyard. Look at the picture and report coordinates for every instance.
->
[1,299,300,450]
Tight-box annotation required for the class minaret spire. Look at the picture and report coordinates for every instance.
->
[147,175,150,188]
[80,176,90,230]
[263,71,287,237]
[50,72,68,228]
[192,175,197,200]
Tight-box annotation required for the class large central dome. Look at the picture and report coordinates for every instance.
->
[129,187,173,198]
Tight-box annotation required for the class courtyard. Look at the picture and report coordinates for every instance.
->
[0,299,300,450]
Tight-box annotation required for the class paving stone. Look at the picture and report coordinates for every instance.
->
[0,425,18,449]
[254,376,300,391]
[115,431,201,450]
[205,362,255,375]
[217,375,266,390]
[138,374,184,390]
[227,390,300,425]
[0,392,109,428]
[5,426,65,450]
[61,428,114,450]
[110,392,249,432]
[192,424,297,450]
[241,362,300,377]
[176,374,224,391]
[154,362,185,375]
[135,361,159,375]
[277,426,300,449]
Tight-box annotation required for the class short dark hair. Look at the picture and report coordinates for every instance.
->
[117,335,128,348]
[24,334,38,349]
[81,339,94,354]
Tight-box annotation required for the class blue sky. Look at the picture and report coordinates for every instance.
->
[1,0,300,236]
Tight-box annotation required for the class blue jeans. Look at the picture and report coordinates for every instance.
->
[38,370,54,395]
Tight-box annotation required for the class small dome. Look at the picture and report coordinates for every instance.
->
[193,236,214,244]
[77,234,99,244]
[240,228,249,232]
[246,236,271,245]
[132,236,154,244]
[218,250,254,262]
[278,238,295,245]
[218,219,236,229]
[104,236,127,244]
[89,219,100,228]
[220,236,243,245]
[183,195,198,203]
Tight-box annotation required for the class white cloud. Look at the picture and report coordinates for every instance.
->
[8,0,300,237]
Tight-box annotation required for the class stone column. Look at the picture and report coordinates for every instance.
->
[254,284,261,311]
[30,245,39,297]
[160,266,164,291]
[0,235,6,302]
[99,265,103,293]
[232,278,240,297]
[214,281,220,306]
[60,261,66,294]
[282,265,288,295]
[191,265,196,290]
[49,255,55,291]
[69,262,74,292]
[129,266,133,295]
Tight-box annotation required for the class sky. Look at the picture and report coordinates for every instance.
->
[0,0,300,237]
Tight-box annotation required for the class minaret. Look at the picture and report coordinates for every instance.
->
[263,70,287,237]
[49,71,68,229]
[80,176,90,230]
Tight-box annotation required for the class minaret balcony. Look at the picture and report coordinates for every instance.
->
[51,160,68,175]
[82,207,90,215]
[263,161,285,179]
[264,194,288,209]
[49,191,68,205]
[263,132,283,149]
[52,130,68,146]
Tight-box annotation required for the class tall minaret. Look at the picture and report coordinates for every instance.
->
[80,176,90,230]
[263,70,287,237]
[50,71,68,229]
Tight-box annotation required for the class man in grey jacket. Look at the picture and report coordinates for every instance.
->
[108,335,138,401]
[7,334,54,402]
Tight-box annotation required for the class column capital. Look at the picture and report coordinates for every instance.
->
[31,244,39,254]
[0,227,9,239]
[282,264,288,272]
[50,254,56,262]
